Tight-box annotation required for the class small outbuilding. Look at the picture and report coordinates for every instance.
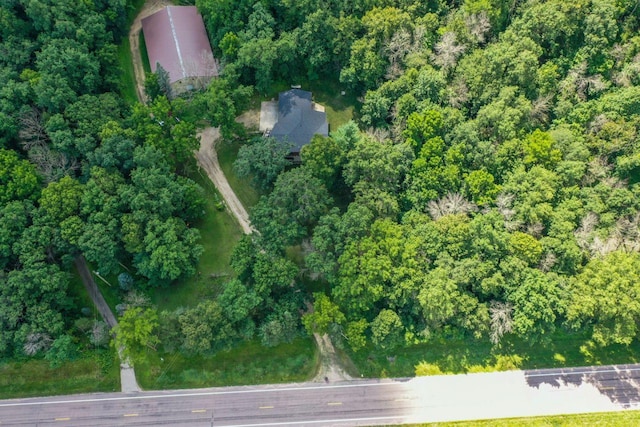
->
[264,89,329,161]
[141,6,218,94]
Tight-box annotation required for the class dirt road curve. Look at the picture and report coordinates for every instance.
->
[129,0,172,102]
[196,128,254,234]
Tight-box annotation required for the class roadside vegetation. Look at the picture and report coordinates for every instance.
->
[423,410,640,426]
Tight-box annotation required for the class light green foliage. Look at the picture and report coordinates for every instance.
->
[39,176,84,223]
[344,319,368,352]
[113,307,159,363]
[403,109,444,150]
[523,130,562,168]
[508,232,543,266]
[0,149,41,205]
[507,269,564,341]
[464,169,500,206]
[201,72,253,139]
[415,361,443,376]
[302,293,345,335]
[568,251,640,346]
[0,201,32,269]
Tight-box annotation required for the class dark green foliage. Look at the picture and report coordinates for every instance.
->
[0,0,207,361]
[234,136,291,189]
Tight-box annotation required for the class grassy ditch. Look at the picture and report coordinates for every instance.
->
[137,337,318,390]
[0,349,119,399]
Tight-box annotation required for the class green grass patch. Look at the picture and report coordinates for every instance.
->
[136,337,318,390]
[117,36,138,105]
[347,329,640,378]
[308,79,358,131]
[68,264,99,317]
[139,31,151,74]
[151,164,243,311]
[420,410,640,426]
[0,349,119,399]
[217,139,263,209]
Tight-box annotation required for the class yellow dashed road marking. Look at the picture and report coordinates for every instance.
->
[259,406,274,409]
[192,409,207,413]
[327,402,342,406]
[55,418,71,421]
[123,413,139,417]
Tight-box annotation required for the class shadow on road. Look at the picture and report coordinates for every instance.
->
[525,364,640,408]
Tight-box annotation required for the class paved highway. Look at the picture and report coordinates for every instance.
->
[2,363,640,426]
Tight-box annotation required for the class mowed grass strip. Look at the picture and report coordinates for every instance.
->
[136,337,318,389]
[117,37,138,105]
[116,0,146,105]
[0,349,119,399]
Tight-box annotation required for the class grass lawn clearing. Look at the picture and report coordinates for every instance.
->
[117,37,138,105]
[217,139,263,209]
[151,162,242,311]
[0,349,119,399]
[116,0,146,105]
[418,410,640,426]
[136,337,318,389]
[347,329,640,378]
[258,78,359,132]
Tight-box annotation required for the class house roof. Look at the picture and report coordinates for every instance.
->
[141,6,218,84]
[270,89,329,153]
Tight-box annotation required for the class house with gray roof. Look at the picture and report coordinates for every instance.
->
[264,89,329,160]
[141,6,218,94]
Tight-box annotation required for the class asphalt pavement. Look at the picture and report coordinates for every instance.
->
[2,363,640,426]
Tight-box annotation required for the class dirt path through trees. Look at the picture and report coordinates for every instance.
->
[195,127,254,234]
[74,256,141,393]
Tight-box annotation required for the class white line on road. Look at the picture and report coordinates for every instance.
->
[0,381,399,407]
[221,415,404,427]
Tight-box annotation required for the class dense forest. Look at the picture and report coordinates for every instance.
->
[201,0,640,355]
[2,0,640,372]
[0,0,204,362]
